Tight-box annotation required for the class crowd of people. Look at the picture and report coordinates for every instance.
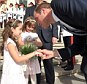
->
[0,1,26,28]
[0,0,87,84]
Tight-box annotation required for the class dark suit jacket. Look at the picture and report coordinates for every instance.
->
[51,0,87,35]
[51,0,87,61]
[23,5,36,21]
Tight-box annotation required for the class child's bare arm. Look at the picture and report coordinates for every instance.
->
[7,43,38,64]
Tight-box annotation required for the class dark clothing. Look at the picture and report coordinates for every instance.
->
[59,35,87,82]
[81,51,87,82]
[24,5,58,84]
[37,25,58,84]
[23,5,36,21]
[59,35,86,61]
[63,36,74,69]
[51,0,87,82]
[51,0,87,35]
[51,0,87,61]
[63,36,72,47]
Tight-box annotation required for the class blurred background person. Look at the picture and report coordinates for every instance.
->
[13,3,19,19]
[6,3,13,21]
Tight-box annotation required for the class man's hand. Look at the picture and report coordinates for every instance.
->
[37,49,54,59]
[52,37,58,44]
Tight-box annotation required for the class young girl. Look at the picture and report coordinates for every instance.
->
[18,16,42,84]
[0,19,41,84]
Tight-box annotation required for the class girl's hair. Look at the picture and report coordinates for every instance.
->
[22,16,37,32]
[1,19,22,55]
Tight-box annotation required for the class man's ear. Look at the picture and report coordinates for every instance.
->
[41,8,46,14]
[11,27,14,32]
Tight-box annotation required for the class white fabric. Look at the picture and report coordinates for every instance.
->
[25,58,41,75]
[21,32,41,74]
[1,38,26,84]
[30,75,36,84]
[25,74,36,84]
[17,15,24,23]
[0,16,3,22]
[52,11,73,37]
[6,7,13,18]
[21,32,38,42]
[17,9,25,23]
[62,29,73,37]
[0,14,6,22]
[13,8,19,14]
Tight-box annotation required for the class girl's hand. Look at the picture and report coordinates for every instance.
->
[37,49,54,59]
[34,50,43,56]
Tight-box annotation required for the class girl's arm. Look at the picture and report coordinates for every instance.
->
[7,43,39,64]
[32,37,43,47]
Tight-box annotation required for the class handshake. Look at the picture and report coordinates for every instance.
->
[34,49,62,60]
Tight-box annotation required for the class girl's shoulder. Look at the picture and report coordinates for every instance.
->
[7,38,16,46]
[29,32,38,37]
[21,31,29,35]
[21,32,29,37]
[29,32,38,40]
[21,32,38,38]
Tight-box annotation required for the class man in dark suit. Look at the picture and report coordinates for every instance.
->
[24,1,58,84]
[24,0,43,21]
[36,24,58,84]
[23,5,36,21]
[34,1,87,83]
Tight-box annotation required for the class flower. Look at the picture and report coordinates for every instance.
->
[20,43,38,59]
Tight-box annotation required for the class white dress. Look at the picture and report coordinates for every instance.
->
[21,32,41,75]
[1,38,26,84]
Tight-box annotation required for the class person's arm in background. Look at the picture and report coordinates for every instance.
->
[51,23,58,44]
